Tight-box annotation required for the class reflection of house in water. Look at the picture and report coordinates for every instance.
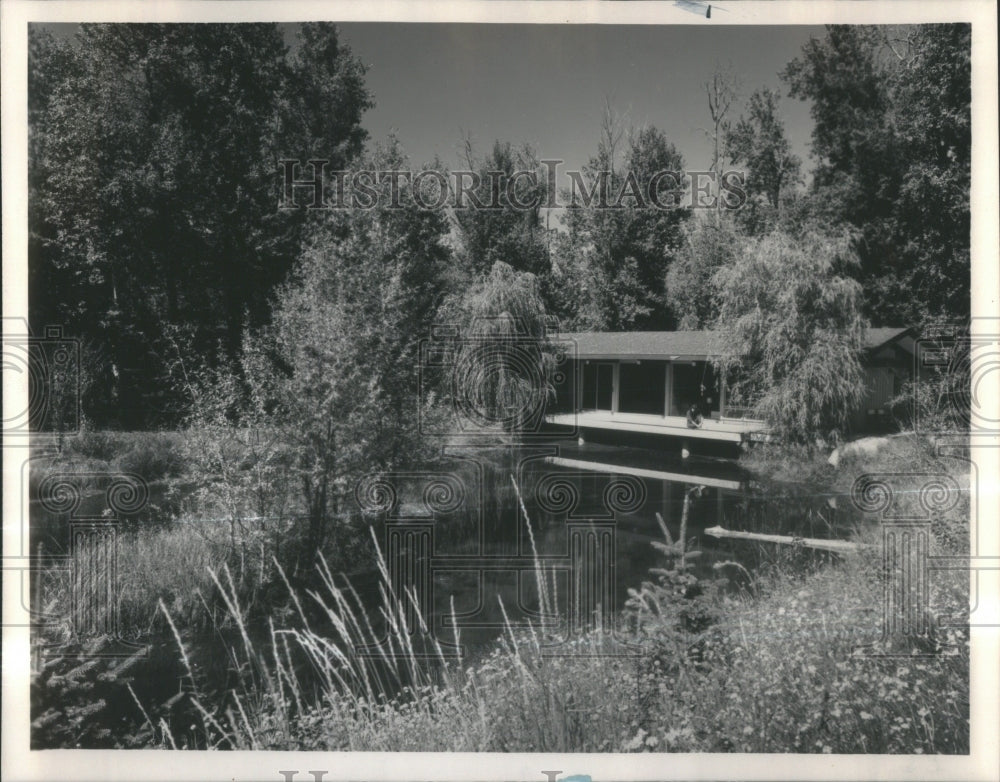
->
[548,328,915,452]
[537,441,743,534]
[524,443,755,591]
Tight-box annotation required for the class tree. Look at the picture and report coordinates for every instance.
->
[666,214,742,329]
[559,110,690,330]
[240,140,452,558]
[889,24,971,325]
[29,23,373,427]
[703,65,740,176]
[436,261,553,435]
[711,228,866,445]
[450,139,551,279]
[782,24,970,327]
[726,87,801,232]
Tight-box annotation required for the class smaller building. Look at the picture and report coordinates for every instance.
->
[851,327,917,432]
[547,328,915,447]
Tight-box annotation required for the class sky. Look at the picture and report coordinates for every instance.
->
[333,23,826,178]
[42,21,827,199]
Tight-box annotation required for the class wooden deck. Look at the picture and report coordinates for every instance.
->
[546,411,769,444]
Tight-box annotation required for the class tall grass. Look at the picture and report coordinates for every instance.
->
[141,476,968,754]
[31,431,970,753]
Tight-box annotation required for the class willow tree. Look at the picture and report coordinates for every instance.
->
[436,261,554,436]
[711,228,866,445]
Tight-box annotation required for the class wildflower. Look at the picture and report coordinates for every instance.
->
[859,711,874,720]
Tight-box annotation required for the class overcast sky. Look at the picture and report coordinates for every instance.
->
[335,23,826,178]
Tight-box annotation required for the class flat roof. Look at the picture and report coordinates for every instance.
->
[556,328,913,360]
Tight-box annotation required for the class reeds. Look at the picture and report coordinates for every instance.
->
[149,477,638,751]
[39,462,969,754]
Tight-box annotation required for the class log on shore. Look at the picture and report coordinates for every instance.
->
[703,525,860,553]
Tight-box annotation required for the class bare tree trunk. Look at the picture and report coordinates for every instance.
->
[703,66,740,225]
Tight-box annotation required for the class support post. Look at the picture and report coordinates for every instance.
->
[612,362,620,414]
[664,362,674,417]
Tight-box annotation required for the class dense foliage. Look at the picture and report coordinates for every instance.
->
[783,24,971,326]
[26,22,974,755]
[29,23,372,427]
[29,23,970,436]
[554,121,690,330]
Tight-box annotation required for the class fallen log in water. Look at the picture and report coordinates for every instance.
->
[703,525,860,553]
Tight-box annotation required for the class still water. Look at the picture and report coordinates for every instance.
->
[399,442,852,648]
[29,441,856,747]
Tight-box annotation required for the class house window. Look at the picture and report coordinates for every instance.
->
[618,361,666,415]
[582,362,614,411]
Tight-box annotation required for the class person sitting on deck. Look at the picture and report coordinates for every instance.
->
[686,403,703,429]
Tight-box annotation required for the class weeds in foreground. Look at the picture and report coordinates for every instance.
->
[31,446,970,753]
[130,478,969,754]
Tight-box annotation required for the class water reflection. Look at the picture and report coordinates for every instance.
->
[413,442,852,651]
[28,442,857,745]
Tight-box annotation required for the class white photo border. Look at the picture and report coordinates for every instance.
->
[3,2,997,780]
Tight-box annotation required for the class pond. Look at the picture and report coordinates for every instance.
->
[384,441,854,651]
[28,438,858,747]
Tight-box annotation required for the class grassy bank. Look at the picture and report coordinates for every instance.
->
[145,514,967,753]
[152,433,968,753]
[30,430,969,752]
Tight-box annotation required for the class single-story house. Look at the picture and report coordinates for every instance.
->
[547,327,915,445]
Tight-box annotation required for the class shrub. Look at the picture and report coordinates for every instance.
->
[65,428,123,463]
[114,432,186,482]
